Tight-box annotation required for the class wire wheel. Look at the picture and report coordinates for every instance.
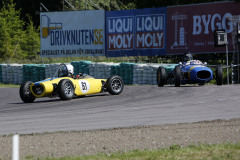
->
[64,82,73,96]
[106,76,124,95]
[58,79,74,100]
[111,78,122,92]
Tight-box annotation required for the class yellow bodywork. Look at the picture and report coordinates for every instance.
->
[30,77,106,98]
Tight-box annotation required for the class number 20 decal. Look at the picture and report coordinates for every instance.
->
[79,80,90,94]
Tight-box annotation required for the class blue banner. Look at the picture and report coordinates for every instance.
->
[106,8,167,57]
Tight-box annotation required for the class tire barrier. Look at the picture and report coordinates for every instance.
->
[0,64,3,83]
[45,63,60,78]
[71,61,91,76]
[119,63,134,85]
[23,64,46,83]
[0,62,177,85]
[89,62,117,79]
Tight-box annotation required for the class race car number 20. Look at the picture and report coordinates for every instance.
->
[79,80,90,94]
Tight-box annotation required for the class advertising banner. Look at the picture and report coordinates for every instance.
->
[40,10,105,57]
[167,2,240,55]
[106,8,167,57]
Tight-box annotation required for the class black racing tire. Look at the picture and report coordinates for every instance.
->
[106,75,124,95]
[57,79,75,100]
[174,65,181,87]
[157,67,166,87]
[19,81,35,103]
[216,65,223,86]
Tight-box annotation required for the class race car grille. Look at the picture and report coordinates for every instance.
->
[32,85,44,95]
[197,71,211,79]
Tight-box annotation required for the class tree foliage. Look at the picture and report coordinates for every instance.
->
[0,0,40,62]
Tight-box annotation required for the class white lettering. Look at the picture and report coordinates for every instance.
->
[222,13,232,33]
[193,16,202,35]
[193,13,233,35]
[202,15,211,34]
[116,19,123,33]
[136,32,163,48]
[137,15,164,32]
[126,34,133,47]
[211,13,221,31]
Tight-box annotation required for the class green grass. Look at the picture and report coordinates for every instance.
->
[26,143,240,160]
[0,83,20,88]
[0,55,175,64]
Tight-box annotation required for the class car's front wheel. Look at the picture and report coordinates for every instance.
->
[157,66,166,87]
[106,76,124,95]
[174,65,181,87]
[58,79,75,100]
[216,65,223,85]
[19,81,35,103]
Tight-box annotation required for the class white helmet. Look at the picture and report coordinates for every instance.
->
[66,64,74,75]
[58,64,74,77]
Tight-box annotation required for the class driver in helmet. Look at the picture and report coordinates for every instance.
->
[63,64,83,79]
[59,64,75,78]
[184,52,193,61]
[65,64,75,78]
[182,52,193,65]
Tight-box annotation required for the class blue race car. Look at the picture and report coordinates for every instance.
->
[157,57,223,87]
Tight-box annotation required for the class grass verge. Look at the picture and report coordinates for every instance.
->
[0,83,20,88]
[28,143,240,160]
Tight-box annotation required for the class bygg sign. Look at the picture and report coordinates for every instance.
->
[106,8,167,57]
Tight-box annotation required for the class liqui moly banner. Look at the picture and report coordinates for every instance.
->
[106,8,167,57]
[166,2,240,55]
[40,10,105,57]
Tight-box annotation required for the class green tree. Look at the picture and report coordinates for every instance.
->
[0,0,24,60]
[20,18,40,60]
[0,0,40,62]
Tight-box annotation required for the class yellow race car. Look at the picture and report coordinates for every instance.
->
[19,63,124,103]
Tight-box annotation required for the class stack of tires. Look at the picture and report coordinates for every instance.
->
[0,64,24,84]
[103,63,112,78]
[23,64,34,82]
[71,61,91,75]
[111,64,120,76]
[71,61,80,76]
[12,64,23,84]
[7,64,22,84]
[1,64,7,83]
[45,63,60,78]
[81,61,91,75]
[133,64,143,85]
[89,62,120,79]
[120,63,134,85]
[23,64,46,82]
[151,65,159,85]
[0,64,3,83]
[95,63,105,79]
[36,65,45,82]
[89,62,95,77]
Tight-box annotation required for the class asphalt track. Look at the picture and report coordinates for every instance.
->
[0,85,240,136]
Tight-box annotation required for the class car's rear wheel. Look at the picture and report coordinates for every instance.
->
[174,65,181,87]
[58,79,74,100]
[19,81,35,103]
[216,65,223,85]
[157,66,166,87]
[106,75,124,95]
